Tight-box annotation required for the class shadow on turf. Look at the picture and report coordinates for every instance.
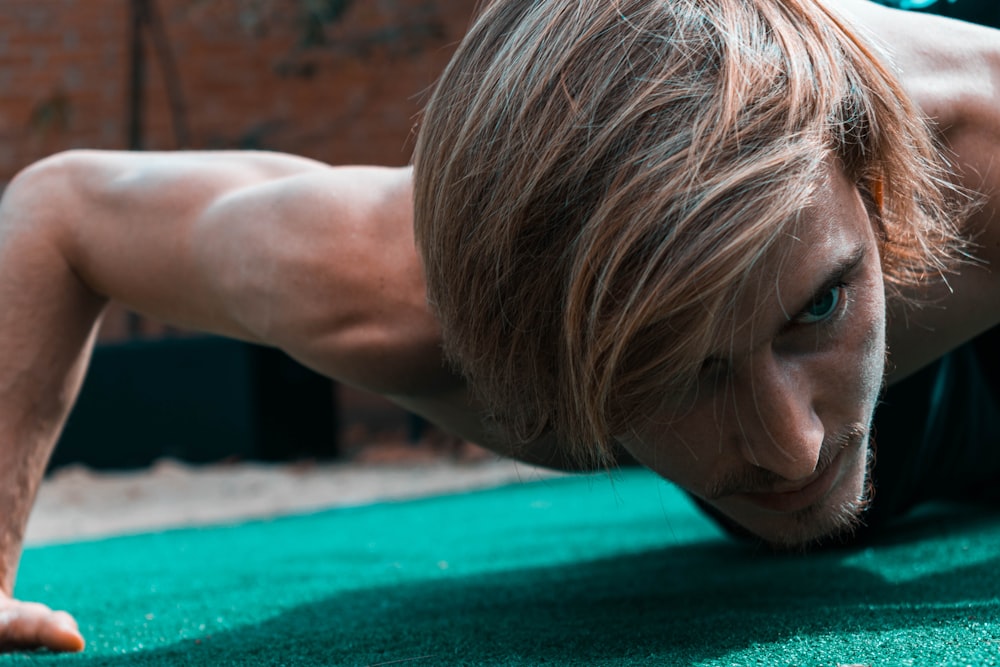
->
[55,506,1000,666]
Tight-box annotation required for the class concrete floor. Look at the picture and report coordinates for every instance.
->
[27,456,561,545]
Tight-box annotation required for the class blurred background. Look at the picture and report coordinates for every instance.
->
[6,0,998,543]
[0,0,484,472]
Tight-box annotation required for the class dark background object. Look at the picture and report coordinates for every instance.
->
[873,0,1000,27]
[50,337,337,471]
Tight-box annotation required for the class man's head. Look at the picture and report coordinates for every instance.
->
[413,0,965,547]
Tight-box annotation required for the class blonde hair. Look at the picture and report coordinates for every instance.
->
[413,0,967,467]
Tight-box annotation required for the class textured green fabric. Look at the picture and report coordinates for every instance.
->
[3,469,1000,666]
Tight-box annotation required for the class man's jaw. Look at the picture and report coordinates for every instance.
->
[707,428,874,551]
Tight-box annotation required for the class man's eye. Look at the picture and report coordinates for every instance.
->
[795,284,845,324]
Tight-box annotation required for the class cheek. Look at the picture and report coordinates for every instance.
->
[859,315,885,397]
[855,273,887,403]
[618,408,724,493]
[813,274,886,429]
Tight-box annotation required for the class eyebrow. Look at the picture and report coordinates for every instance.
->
[697,243,870,371]
[785,242,868,323]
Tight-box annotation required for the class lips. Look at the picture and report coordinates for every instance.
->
[736,448,846,514]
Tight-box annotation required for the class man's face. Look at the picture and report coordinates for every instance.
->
[619,164,886,549]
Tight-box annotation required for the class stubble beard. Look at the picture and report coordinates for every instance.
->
[763,336,886,553]
[763,438,876,553]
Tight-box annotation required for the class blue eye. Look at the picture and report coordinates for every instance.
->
[796,284,844,324]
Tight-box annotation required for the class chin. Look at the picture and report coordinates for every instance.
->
[758,491,868,553]
[721,439,873,552]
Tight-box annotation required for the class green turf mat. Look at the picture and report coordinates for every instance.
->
[4,468,1000,666]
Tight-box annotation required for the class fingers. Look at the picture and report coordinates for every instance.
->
[45,610,85,653]
[0,601,85,653]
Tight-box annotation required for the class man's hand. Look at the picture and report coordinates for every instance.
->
[0,593,84,653]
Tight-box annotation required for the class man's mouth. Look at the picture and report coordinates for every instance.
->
[734,447,847,513]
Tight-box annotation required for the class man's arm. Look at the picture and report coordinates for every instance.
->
[0,150,442,651]
[0,155,107,651]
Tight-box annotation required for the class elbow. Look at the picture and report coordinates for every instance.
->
[0,152,105,300]
[9,149,90,187]
[3,151,85,235]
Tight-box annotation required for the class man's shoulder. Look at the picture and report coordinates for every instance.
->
[852,2,1000,382]
[242,165,448,396]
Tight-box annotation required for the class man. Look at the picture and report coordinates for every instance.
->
[0,0,997,653]
[413,0,1000,541]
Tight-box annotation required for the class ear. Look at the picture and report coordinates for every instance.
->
[858,177,888,255]
[869,177,884,211]
[865,177,889,260]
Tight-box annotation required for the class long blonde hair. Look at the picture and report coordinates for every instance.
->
[413,0,967,466]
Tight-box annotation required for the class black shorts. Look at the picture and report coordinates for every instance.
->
[871,0,1000,28]
[862,327,1000,533]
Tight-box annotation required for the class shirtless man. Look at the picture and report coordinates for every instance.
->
[0,0,998,653]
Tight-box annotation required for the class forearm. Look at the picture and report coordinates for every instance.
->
[0,160,107,594]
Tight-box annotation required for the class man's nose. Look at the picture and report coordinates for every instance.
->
[734,352,824,481]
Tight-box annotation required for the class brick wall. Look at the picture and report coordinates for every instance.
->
[0,0,478,341]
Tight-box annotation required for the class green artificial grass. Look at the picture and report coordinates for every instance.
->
[4,468,1000,666]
